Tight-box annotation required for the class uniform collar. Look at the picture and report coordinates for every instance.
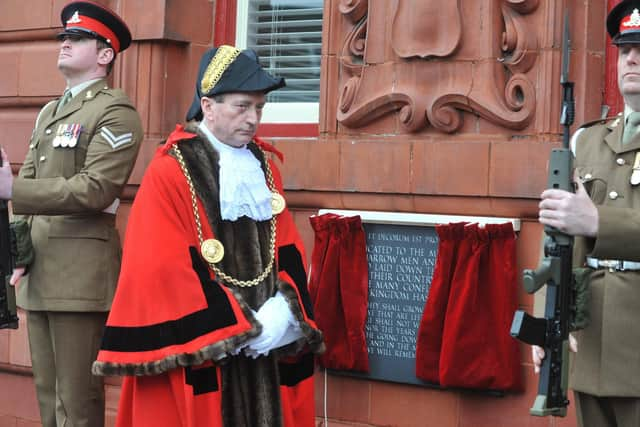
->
[66,78,104,98]
[46,79,108,125]
[602,106,639,153]
[617,105,640,153]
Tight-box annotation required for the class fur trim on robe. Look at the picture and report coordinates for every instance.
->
[93,125,323,427]
[93,124,322,377]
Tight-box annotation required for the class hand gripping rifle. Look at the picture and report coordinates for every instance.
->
[510,11,574,417]
[0,152,18,329]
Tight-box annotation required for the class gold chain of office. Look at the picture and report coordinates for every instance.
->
[171,145,277,288]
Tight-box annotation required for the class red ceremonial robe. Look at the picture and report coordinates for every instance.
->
[93,125,324,427]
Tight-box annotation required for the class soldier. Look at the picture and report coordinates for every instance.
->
[0,1,143,426]
[91,45,324,427]
[532,1,640,426]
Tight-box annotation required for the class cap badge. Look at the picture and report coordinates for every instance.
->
[622,8,640,30]
[67,11,82,24]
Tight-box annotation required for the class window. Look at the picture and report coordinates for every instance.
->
[236,0,323,124]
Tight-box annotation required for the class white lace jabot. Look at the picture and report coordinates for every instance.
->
[199,122,273,221]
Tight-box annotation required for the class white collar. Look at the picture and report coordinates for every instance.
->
[198,122,273,221]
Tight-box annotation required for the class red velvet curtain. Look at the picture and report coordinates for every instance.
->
[415,222,466,383]
[309,214,369,372]
[416,222,521,391]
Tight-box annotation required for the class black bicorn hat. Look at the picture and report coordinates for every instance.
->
[607,0,640,45]
[185,45,286,122]
[58,1,132,53]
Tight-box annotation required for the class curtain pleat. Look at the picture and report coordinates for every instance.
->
[416,222,521,391]
[438,223,522,391]
[415,222,466,383]
[309,214,369,372]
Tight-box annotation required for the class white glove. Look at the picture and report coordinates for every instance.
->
[244,323,304,359]
[244,292,299,357]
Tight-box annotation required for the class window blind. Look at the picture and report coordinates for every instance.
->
[242,0,323,103]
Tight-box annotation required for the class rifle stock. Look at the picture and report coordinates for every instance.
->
[0,153,18,329]
[510,10,574,417]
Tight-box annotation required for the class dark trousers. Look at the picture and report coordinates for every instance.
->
[575,391,640,427]
[27,310,107,427]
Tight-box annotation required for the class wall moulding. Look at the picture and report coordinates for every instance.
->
[0,97,55,108]
[0,29,60,43]
[334,0,540,133]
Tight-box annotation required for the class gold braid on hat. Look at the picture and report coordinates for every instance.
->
[200,45,241,95]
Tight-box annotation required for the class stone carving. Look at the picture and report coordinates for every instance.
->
[335,0,539,133]
[391,1,462,58]
[500,1,538,74]
[339,0,368,22]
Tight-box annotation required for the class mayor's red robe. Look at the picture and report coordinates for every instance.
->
[92,125,324,427]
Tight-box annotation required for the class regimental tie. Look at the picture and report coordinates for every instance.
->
[55,89,72,115]
[623,111,640,145]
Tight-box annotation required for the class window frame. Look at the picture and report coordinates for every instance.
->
[215,0,321,137]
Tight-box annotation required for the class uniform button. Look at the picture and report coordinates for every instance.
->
[617,158,626,165]
[39,155,46,162]
[584,173,593,180]
[29,144,34,149]
[45,129,52,135]
[609,191,619,200]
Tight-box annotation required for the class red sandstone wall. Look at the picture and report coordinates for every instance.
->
[0,0,609,426]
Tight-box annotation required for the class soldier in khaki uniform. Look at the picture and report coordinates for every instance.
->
[0,2,142,426]
[532,1,640,426]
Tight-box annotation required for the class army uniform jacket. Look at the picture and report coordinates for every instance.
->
[570,114,640,397]
[13,79,143,312]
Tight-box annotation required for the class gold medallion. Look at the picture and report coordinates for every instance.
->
[201,239,224,263]
[271,192,286,215]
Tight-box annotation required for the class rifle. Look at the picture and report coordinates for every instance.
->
[0,151,18,329]
[510,10,574,417]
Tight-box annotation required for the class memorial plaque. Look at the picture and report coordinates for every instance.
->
[329,221,439,386]
[320,210,519,387]
[360,222,438,386]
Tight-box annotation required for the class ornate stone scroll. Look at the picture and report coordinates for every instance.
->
[391,1,462,58]
[335,0,540,133]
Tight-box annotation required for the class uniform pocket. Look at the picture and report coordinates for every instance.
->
[576,165,608,205]
[48,216,109,240]
[43,216,116,301]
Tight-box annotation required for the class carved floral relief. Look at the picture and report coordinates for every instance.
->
[335,0,539,133]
